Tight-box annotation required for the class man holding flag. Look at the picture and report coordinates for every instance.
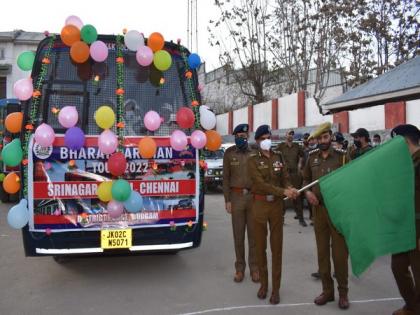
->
[302,122,350,310]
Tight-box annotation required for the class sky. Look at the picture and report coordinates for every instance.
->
[0,0,222,71]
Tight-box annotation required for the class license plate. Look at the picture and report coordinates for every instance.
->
[101,229,132,249]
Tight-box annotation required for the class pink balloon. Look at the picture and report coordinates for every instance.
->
[170,130,188,151]
[107,200,124,218]
[65,15,83,30]
[90,41,108,62]
[34,123,55,147]
[190,130,207,149]
[136,46,154,66]
[58,106,78,128]
[144,111,161,131]
[98,129,118,154]
[13,78,33,101]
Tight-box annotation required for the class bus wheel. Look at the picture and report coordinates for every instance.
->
[53,256,71,264]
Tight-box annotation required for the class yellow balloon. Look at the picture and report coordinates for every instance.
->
[95,106,115,129]
[97,181,113,202]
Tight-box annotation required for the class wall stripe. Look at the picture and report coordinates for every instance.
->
[385,101,406,129]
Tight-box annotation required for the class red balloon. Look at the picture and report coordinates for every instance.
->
[176,107,195,129]
[107,152,127,176]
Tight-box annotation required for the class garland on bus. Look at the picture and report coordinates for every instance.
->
[115,35,125,154]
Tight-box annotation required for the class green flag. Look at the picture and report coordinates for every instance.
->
[319,136,416,276]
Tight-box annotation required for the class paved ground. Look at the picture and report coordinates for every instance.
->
[0,191,402,315]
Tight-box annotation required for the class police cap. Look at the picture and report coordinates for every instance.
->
[254,124,271,140]
[309,122,332,140]
[233,123,249,135]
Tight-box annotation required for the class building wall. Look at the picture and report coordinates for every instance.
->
[253,100,271,130]
[305,97,333,127]
[278,93,298,129]
[233,107,248,128]
[216,112,229,136]
[406,99,420,126]
[348,105,385,132]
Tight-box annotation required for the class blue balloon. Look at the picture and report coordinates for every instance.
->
[65,127,85,150]
[188,53,201,69]
[123,191,143,213]
[7,199,29,229]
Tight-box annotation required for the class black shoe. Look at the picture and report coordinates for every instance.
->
[311,272,321,279]
[299,219,307,227]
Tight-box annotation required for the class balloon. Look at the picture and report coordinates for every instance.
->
[138,137,157,158]
[1,139,23,167]
[147,32,164,52]
[188,53,201,69]
[136,45,153,66]
[107,200,124,218]
[34,123,55,147]
[98,129,118,154]
[95,106,115,129]
[176,107,195,129]
[81,24,97,44]
[153,50,172,71]
[7,199,29,229]
[65,15,83,30]
[144,110,161,131]
[170,130,188,151]
[107,152,127,176]
[13,78,33,101]
[58,106,78,128]
[111,179,131,202]
[205,130,222,151]
[190,130,207,149]
[65,127,85,150]
[200,107,217,130]
[5,112,23,133]
[97,181,113,202]
[90,41,108,62]
[61,24,81,46]
[17,51,35,71]
[123,191,143,213]
[124,30,145,51]
[70,41,90,64]
[3,172,20,194]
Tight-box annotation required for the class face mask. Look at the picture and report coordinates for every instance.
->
[235,137,248,150]
[354,140,362,148]
[260,139,272,151]
[318,143,330,151]
[309,143,318,149]
[373,141,380,147]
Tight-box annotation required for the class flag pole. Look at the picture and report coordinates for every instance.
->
[283,180,319,200]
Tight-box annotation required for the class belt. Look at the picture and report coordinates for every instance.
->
[231,187,250,195]
[253,194,275,202]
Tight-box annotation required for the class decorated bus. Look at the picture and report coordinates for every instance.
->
[2,17,221,258]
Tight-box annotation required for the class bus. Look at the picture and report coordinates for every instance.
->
[19,34,205,259]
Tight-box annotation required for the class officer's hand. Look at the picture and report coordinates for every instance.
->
[284,188,299,200]
[305,190,319,206]
[225,202,232,214]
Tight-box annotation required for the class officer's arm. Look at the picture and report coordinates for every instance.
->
[302,156,312,187]
[247,157,285,197]
[298,146,304,170]
[222,150,231,203]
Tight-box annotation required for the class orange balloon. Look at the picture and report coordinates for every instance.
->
[3,172,20,194]
[70,41,90,64]
[147,32,165,52]
[138,137,157,158]
[61,25,81,46]
[5,112,23,133]
[205,130,222,151]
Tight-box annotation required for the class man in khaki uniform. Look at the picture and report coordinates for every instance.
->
[302,122,350,310]
[277,129,307,226]
[349,128,373,160]
[247,124,299,305]
[390,124,420,315]
[223,123,259,283]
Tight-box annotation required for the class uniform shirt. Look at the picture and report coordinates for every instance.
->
[302,146,348,202]
[348,145,373,160]
[247,149,291,197]
[223,145,254,203]
[276,142,304,173]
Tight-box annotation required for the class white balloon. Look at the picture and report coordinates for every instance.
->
[200,109,217,130]
[199,105,210,115]
[124,30,145,52]
[7,199,29,229]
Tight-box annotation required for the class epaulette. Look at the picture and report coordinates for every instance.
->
[308,148,320,155]
[334,148,347,155]
[272,149,282,155]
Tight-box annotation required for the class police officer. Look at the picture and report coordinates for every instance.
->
[390,124,420,315]
[302,122,350,310]
[332,132,345,151]
[223,123,259,283]
[248,124,299,304]
[277,129,307,226]
[349,128,372,159]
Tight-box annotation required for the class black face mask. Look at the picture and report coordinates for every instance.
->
[354,140,362,148]
[235,137,248,150]
[318,143,331,151]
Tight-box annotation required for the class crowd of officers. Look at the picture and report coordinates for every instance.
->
[223,122,420,314]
